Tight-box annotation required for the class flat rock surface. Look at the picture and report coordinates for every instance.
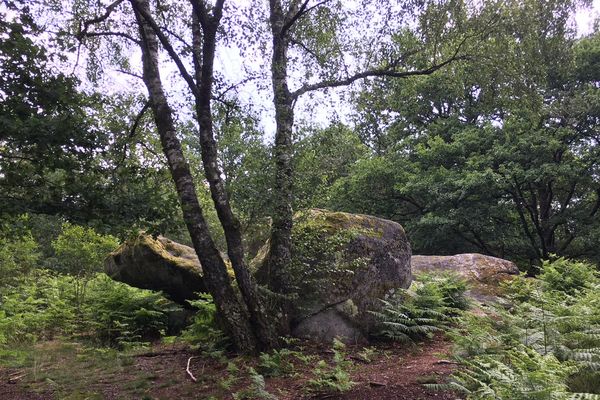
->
[412,253,520,300]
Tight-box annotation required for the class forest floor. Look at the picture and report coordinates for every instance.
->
[0,335,462,400]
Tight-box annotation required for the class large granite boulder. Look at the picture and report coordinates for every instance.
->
[254,209,412,343]
[411,253,520,301]
[105,210,412,342]
[105,234,206,304]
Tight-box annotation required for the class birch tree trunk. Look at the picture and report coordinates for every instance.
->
[265,0,295,296]
[190,7,279,350]
[264,0,469,294]
[131,0,258,353]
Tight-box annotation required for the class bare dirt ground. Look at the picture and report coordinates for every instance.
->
[0,337,462,400]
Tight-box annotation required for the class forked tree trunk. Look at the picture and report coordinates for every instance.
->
[131,0,258,353]
[190,9,279,350]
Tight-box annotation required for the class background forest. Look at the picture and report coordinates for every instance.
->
[0,0,599,398]
[2,0,599,269]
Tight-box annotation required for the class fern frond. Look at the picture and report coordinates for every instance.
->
[569,393,600,400]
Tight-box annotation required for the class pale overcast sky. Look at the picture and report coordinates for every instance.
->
[25,0,599,137]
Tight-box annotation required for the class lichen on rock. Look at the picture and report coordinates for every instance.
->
[411,253,520,302]
[104,234,206,305]
[105,210,413,343]
[254,209,413,342]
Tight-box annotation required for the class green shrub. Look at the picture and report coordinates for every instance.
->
[52,223,119,277]
[433,346,578,400]
[0,221,179,349]
[449,312,513,357]
[0,270,78,343]
[417,272,471,311]
[443,258,600,398]
[181,294,229,353]
[502,272,542,303]
[308,338,355,393]
[83,274,181,347]
[0,229,40,287]
[233,367,276,400]
[257,348,296,377]
[539,258,598,295]
[0,271,180,348]
[569,371,600,394]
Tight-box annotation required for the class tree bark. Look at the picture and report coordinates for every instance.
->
[264,0,468,294]
[190,7,279,350]
[265,0,295,296]
[131,0,258,353]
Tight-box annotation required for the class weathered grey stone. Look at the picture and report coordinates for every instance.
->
[411,253,520,301]
[105,210,412,343]
[104,234,206,305]
[254,209,412,342]
[292,304,365,344]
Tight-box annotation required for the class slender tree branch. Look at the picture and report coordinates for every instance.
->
[162,26,194,52]
[290,38,319,60]
[116,68,143,79]
[190,0,225,28]
[292,30,472,99]
[510,190,542,260]
[82,31,141,44]
[131,0,202,99]
[282,0,309,35]
[215,76,257,100]
[292,55,466,99]
[213,96,239,110]
[138,140,162,159]
[129,101,151,137]
[282,0,331,35]
[77,0,126,39]
[560,181,576,212]
[112,100,150,173]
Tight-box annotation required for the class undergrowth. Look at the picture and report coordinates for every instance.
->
[370,271,469,344]
[0,271,181,351]
[307,338,355,394]
[181,293,229,356]
[433,257,600,399]
[0,222,182,357]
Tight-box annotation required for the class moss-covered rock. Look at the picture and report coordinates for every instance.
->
[104,234,206,305]
[254,209,412,342]
[105,210,412,342]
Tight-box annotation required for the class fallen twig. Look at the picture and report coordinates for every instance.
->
[186,356,198,382]
[435,359,458,365]
[8,373,27,383]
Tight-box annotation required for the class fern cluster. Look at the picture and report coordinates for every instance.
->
[369,272,468,343]
[439,258,600,399]
[307,338,355,393]
[232,367,277,400]
[0,271,179,349]
[181,293,230,354]
[431,346,582,399]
